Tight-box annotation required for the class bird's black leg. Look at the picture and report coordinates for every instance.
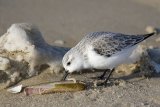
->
[96,70,108,80]
[103,68,115,85]
[61,70,69,81]
[91,69,109,80]
[97,68,115,86]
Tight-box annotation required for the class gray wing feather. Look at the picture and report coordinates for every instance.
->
[91,32,144,57]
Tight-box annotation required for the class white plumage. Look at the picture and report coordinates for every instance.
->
[62,31,155,84]
[62,32,154,73]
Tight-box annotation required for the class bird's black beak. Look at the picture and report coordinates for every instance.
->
[61,70,69,81]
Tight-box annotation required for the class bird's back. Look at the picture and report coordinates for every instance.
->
[75,32,154,57]
[74,32,115,52]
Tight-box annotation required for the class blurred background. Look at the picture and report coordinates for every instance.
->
[0,0,160,47]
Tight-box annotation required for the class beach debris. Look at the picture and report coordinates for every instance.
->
[7,84,23,93]
[145,26,160,35]
[24,80,86,96]
[0,57,11,71]
[66,78,76,83]
[54,40,65,45]
[147,48,160,73]
[138,48,160,77]
[115,63,140,76]
[115,46,160,76]
[115,45,144,76]
[146,26,160,43]
[0,23,69,88]
[146,26,156,34]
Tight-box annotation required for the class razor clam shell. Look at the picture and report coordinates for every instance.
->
[24,80,86,96]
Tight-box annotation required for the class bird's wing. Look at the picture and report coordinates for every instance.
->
[90,32,145,57]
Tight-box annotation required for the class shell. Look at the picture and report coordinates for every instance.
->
[7,85,23,93]
[24,80,86,96]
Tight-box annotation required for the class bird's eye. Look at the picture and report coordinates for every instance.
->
[67,62,71,66]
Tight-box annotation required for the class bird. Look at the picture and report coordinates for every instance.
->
[61,31,155,86]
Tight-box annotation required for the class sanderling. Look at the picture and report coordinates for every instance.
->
[62,32,155,86]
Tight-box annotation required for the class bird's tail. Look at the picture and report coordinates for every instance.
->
[133,32,156,46]
[143,26,160,40]
[133,27,160,46]
[145,26,160,35]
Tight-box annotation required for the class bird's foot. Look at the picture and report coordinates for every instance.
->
[96,82,107,87]
[91,75,106,80]
[95,78,112,87]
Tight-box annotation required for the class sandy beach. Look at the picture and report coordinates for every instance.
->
[0,0,160,107]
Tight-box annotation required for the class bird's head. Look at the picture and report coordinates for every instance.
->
[62,50,83,73]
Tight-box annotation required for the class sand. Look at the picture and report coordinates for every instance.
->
[0,0,160,107]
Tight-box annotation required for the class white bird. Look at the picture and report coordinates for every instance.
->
[62,32,155,86]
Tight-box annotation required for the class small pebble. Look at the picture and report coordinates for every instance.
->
[141,102,150,106]
[146,26,156,33]
[54,40,65,45]
[148,45,154,49]
[118,80,126,87]
[146,26,160,35]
